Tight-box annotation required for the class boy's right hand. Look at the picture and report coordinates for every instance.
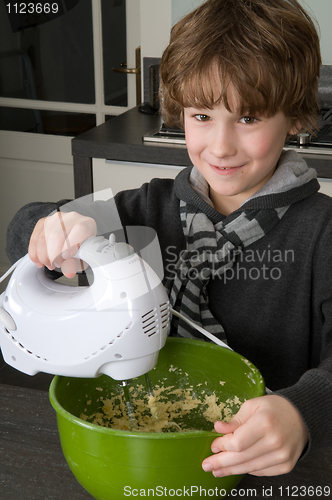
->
[28,211,97,278]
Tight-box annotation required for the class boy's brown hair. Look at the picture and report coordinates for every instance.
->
[159,0,321,134]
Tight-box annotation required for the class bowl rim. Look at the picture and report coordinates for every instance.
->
[49,338,265,439]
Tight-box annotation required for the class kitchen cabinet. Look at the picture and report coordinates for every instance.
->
[92,158,183,196]
[318,179,332,197]
[92,159,332,199]
[0,131,74,293]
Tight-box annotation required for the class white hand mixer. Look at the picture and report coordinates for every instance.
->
[0,234,170,383]
[0,226,233,424]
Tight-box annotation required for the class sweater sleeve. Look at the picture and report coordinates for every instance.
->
[5,178,183,272]
[275,218,332,454]
[5,200,71,263]
[57,179,184,280]
[4,181,168,264]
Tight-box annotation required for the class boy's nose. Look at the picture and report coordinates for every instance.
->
[208,126,237,159]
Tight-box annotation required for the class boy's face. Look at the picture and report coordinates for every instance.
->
[184,93,297,215]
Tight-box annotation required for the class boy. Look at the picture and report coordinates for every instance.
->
[6,0,332,480]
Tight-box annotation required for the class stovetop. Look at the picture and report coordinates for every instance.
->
[143,123,185,145]
[288,108,332,149]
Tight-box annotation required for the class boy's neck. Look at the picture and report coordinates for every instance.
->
[209,189,246,216]
[208,164,278,215]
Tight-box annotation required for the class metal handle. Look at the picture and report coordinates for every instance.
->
[112,66,140,74]
[111,46,141,105]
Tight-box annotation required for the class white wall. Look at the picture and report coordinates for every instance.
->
[171,0,204,25]
[299,0,332,65]
[140,0,204,60]
[141,0,332,66]
[140,1,172,59]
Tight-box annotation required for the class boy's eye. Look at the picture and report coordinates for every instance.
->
[194,114,211,122]
[240,116,257,125]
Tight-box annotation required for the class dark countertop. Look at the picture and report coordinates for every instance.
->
[0,383,92,500]
[71,107,191,197]
[71,107,332,199]
[1,382,332,500]
[72,106,191,167]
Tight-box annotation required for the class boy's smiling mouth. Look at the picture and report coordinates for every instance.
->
[210,164,244,172]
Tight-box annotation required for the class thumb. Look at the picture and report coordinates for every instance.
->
[61,258,80,279]
[214,398,261,434]
[61,243,80,260]
[214,418,240,435]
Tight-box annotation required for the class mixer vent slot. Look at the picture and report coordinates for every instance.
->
[83,322,134,360]
[142,308,157,337]
[160,301,170,330]
[5,329,48,361]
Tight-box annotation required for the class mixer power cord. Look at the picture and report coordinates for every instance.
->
[170,308,231,350]
[0,258,23,284]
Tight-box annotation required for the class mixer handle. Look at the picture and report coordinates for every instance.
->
[70,227,165,283]
[73,235,135,270]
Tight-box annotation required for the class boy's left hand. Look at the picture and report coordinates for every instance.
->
[202,395,309,477]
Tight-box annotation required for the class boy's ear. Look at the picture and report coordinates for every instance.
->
[288,119,302,136]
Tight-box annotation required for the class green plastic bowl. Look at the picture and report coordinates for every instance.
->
[49,338,265,499]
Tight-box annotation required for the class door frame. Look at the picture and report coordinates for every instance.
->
[0,0,141,127]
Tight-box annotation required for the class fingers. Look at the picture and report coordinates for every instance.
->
[43,214,70,266]
[211,400,265,453]
[28,211,97,277]
[202,395,309,478]
[205,446,297,478]
[61,258,84,279]
[202,404,269,476]
[204,427,293,477]
[59,216,96,257]
[29,217,52,269]
[29,213,68,268]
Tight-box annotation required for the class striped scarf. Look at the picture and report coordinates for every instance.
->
[167,200,290,341]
